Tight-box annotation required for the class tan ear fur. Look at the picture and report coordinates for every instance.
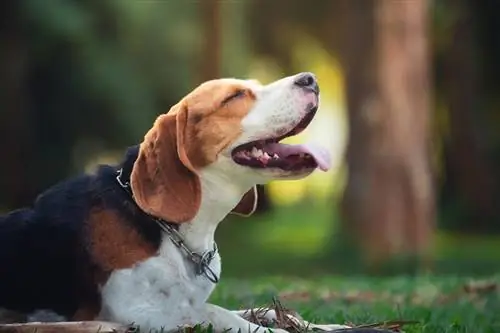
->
[230,186,258,217]
[130,108,201,223]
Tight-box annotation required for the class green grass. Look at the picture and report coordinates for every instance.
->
[209,275,500,333]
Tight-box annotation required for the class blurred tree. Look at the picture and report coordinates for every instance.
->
[199,0,221,83]
[0,0,34,207]
[437,0,500,233]
[0,0,198,209]
[442,0,495,232]
[339,0,435,264]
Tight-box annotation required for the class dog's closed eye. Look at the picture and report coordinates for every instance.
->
[221,90,246,105]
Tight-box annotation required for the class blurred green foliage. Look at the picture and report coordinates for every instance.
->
[1,0,209,206]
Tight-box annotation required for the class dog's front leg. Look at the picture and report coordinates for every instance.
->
[197,304,289,333]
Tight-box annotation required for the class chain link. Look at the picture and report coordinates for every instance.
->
[116,168,219,283]
[154,218,219,283]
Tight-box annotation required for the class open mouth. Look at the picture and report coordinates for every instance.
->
[231,106,331,172]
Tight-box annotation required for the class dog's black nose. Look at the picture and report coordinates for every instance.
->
[293,72,319,94]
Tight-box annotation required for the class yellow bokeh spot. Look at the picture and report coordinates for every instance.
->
[268,180,307,205]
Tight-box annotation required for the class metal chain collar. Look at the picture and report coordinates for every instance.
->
[115,168,220,283]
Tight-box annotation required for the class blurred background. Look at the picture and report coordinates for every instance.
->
[1,0,500,278]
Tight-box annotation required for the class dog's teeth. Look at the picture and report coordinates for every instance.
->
[252,148,263,157]
[272,153,279,159]
[237,151,251,159]
[263,152,270,159]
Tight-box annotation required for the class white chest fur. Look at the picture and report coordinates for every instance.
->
[98,237,221,330]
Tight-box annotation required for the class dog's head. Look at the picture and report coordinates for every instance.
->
[130,72,331,223]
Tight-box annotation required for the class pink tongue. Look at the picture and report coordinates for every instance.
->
[300,142,332,171]
[267,142,332,171]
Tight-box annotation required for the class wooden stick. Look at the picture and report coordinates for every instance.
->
[0,321,131,333]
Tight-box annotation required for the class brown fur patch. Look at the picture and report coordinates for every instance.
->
[88,209,158,271]
[131,79,258,223]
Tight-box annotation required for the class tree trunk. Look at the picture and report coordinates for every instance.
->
[0,0,35,209]
[199,0,221,82]
[441,0,499,233]
[340,0,435,264]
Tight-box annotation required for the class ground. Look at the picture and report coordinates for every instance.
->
[208,275,500,333]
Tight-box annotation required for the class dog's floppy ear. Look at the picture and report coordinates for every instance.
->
[230,186,258,217]
[130,105,201,223]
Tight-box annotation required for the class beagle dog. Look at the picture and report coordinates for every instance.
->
[0,73,351,332]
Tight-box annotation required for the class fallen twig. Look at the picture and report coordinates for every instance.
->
[241,298,418,333]
[0,321,130,333]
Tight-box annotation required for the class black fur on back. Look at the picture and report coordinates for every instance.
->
[0,146,162,318]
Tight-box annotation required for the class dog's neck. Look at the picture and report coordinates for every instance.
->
[177,165,254,253]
